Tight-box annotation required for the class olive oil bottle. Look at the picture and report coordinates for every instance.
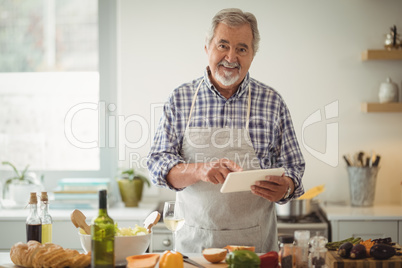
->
[40,192,52,243]
[26,192,42,243]
[91,189,115,268]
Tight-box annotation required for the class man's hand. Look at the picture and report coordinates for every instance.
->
[250,175,294,202]
[166,158,242,188]
[198,158,243,184]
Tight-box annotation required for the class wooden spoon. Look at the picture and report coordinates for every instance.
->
[143,211,160,233]
[71,209,91,235]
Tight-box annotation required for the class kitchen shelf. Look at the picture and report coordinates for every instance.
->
[361,49,402,60]
[361,102,402,113]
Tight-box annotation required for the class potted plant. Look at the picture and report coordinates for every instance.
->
[116,168,150,207]
[1,161,42,207]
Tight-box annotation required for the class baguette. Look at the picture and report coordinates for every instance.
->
[10,241,90,268]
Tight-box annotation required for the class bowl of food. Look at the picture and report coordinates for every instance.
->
[79,224,151,266]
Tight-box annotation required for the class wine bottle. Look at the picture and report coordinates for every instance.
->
[91,189,115,268]
[40,192,52,243]
[26,192,42,243]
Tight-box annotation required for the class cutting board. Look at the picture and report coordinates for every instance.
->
[183,257,226,267]
[326,250,402,268]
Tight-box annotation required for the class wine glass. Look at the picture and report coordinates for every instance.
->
[163,201,185,252]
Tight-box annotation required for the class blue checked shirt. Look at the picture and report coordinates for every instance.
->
[147,68,305,201]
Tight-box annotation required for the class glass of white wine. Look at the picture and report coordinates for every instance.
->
[163,201,185,252]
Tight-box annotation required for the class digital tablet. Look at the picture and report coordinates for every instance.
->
[220,167,286,193]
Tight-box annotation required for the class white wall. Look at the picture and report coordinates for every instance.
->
[117,0,402,205]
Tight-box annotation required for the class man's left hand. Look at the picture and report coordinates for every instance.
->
[250,175,294,202]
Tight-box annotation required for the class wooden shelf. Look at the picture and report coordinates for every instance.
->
[361,102,402,112]
[361,49,402,60]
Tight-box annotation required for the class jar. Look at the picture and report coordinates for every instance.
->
[278,235,294,268]
[309,234,328,268]
[379,77,399,103]
[294,230,310,268]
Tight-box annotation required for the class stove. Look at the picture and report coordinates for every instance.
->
[277,207,331,241]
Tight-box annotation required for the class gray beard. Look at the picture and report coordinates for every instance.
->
[214,69,240,87]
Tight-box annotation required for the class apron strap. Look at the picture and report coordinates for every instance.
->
[246,84,251,131]
[186,80,252,130]
[186,79,204,130]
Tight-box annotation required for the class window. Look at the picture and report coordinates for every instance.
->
[0,0,116,179]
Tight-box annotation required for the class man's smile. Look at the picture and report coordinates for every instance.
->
[218,60,241,71]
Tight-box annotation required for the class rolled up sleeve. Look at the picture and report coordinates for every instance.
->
[147,98,185,191]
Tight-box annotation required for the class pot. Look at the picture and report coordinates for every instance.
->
[117,179,144,207]
[275,199,318,219]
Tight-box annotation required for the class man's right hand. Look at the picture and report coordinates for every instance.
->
[198,158,242,184]
[166,158,242,188]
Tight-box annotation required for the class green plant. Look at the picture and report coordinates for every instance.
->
[2,161,34,197]
[120,168,150,187]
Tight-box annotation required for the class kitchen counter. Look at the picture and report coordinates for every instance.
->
[0,201,159,250]
[322,204,402,221]
[322,204,402,243]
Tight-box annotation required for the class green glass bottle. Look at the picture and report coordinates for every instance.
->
[91,190,115,268]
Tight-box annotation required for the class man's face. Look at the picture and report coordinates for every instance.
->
[205,22,254,90]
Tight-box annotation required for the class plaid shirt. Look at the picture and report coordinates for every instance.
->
[147,68,305,200]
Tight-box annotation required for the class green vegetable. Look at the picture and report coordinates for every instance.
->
[113,223,148,236]
[326,237,361,250]
[225,250,260,268]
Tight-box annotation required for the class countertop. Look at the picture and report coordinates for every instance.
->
[0,201,159,221]
[322,204,402,221]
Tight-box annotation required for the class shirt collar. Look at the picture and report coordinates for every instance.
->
[203,66,250,99]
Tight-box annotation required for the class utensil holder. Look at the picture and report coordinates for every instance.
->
[347,166,379,207]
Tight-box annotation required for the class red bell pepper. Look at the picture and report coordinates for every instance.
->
[259,251,279,268]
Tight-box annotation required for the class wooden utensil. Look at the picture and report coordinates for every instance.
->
[143,211,160,233]
[71,209,91,235]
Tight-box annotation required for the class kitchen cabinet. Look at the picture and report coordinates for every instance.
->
[322,204,402,243]
[361,49,402,113]
[149,223,173,253]
[334,220,398,242]
[0,202,158,251]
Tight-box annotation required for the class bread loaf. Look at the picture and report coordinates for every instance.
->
[10,241,90,268]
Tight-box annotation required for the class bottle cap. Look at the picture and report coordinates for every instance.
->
[41,192,48,201]
[29,192,38,204]
[98,189,108,209]
[309,235,328,250]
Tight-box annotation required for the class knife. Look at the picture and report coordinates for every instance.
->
[181,254,206,268]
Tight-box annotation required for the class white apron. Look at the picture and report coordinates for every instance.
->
[175,79,278,253]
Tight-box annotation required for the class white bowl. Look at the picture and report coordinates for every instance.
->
[79,232,151,266]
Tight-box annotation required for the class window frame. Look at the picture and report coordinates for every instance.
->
[0,0,118,188]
